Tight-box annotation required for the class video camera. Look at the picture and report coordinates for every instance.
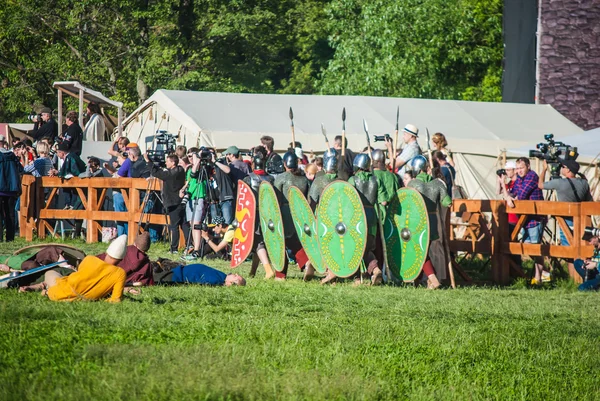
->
[146,130,178,166]
[529,134,579,179]
[189,147,215,167]
[582,226,600,242]
[374,134,392,143]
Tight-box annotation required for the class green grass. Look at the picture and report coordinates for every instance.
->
[0,238,599,400]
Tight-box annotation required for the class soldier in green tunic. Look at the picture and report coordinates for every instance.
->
[273,151,310,280]
[406,155,451,289]
[371,149,400,222]
[308,148,338,209]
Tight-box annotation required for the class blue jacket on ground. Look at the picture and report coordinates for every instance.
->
[172,264,227,286]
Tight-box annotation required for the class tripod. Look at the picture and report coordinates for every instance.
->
[138,172,170,243]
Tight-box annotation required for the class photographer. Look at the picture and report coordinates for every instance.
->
[386,124,421,180]
[182,148,207,259]
[29,107,58,144]
[200,216,234,260]
[144,152,187,254]
[260,136,284,176]
[59,111,83,156]
[224,146,250,183]
[573,235,600,291]
[538,159,592,245]
[209,149,235,225]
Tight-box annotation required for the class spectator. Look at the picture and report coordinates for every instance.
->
[182,149,208,259]
[29,107,58,144]
[386,124,421,180]
[144,152,187,254]
[434,150,455,198]
[0,138,23,242]
[107,137,130,169]
[573,235,600,291]
[23,142,52,177]
[333,135,355,181]
[200,216,234,260]
[260,135,284,175]
[509,157,544,285]
[60,111,83,156]
[431,132,454,167]
[0,135,7,150]
[79,157,106,178]
[224,146,250,184]
[175,145,187,160]
[83,103,106,141]
[209,150,236,225]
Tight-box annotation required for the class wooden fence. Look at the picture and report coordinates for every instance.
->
[19,175,168,245]
[18,176,600,283]
[449,199,599,284]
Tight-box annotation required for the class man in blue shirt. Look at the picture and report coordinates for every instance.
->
[153,259,245,286]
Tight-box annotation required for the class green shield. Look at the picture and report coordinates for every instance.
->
[288,186,325,274]
[316,181,367,278]
[383,187,430,282]
[259,182,286,272]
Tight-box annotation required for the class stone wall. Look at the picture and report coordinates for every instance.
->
[538,0,600,130]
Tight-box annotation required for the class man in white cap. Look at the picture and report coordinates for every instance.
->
[18,235,129,302]
[386,123,422,181]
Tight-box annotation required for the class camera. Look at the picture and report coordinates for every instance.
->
[374,134,392,143]
[529,134,578,179]
[147,130,178,166]
[582,226,600,242]
[27,113,42,123]
[181,191,191,205]
[496,169,506,177]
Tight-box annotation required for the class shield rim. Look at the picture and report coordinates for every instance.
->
[288,186,326,274]
[231,179,256,268]
[4,243,86,269]
[258,181,286,272]
[316,181,367,278]
[384,187,430,282]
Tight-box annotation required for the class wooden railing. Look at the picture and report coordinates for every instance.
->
[449,199,599,284]
[19,175,168,245]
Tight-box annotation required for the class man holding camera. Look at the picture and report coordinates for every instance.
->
[144,153,187,253]
[29,107,58,144]
[386,124,421,180]
[538,159,592,244]
[224,146,250,183]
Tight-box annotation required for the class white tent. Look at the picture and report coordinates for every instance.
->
[122,90,583,199]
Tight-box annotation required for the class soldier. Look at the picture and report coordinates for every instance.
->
[323,154,382,285]
[333,135,355,181]
[406,155,451,289]
[307,148,338,209]
[371,149,400,221]
[273,151,310,280]
[242,150,276,279]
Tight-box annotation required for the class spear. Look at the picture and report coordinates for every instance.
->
[363,118,371,157]
[320,123,330,149]
[289,107,295,149]
[426,127,434,169]
[341,107,346,157]
[392,106,399,172]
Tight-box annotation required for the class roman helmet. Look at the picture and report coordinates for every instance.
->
[353,153,371,172]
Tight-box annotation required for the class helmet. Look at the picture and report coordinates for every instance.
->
[253,154,266,170]
[353,153,371,172]
[408,155,428,174]
[371,149,385,162]
[323,148,337,160]
[324,154,338,173]
[282,151,298,169]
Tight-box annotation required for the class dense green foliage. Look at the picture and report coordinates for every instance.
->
[1,238,599,400]
[0,0,502,122]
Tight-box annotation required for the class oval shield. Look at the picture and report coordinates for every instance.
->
[383,187,430,282]
[288,186,325,274]
[231,180,256,268]
[316,181,367,278]
[258,181,286,272]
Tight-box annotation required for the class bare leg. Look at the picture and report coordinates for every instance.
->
[303,262,315,282]
[320,269,336,285]
[257,248,274,279]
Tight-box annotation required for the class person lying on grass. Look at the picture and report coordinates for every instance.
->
[152,258,245,287]
[18,235,136,302]
[97,232,154,286]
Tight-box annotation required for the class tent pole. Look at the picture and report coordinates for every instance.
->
[118,107,123,138]
[501,149,506,167]
[78,89,84,128]
[57,90,63,134]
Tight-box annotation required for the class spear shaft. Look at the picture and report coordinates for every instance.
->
[289,107,296,149]
[392,106,399,172]
[341,107,346,157]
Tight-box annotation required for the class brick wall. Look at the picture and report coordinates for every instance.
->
[538,0,600,130]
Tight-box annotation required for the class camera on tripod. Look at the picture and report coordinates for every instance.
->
[582,226,600,241]
[147,130,178,166]
[374,133,392,143]
[529,134,579,179]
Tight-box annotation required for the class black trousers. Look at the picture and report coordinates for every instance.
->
[167,204,188,252]
[0,195,17,242]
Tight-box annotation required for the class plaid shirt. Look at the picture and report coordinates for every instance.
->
[511,169,544,228]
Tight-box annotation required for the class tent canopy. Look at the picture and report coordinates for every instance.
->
[123,90,582,155]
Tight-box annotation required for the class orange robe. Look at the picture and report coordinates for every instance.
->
[47,256,126,303]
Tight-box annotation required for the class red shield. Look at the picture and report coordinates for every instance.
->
[230,180,256,268]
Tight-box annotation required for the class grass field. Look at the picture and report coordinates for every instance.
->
[1,238,599,401]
